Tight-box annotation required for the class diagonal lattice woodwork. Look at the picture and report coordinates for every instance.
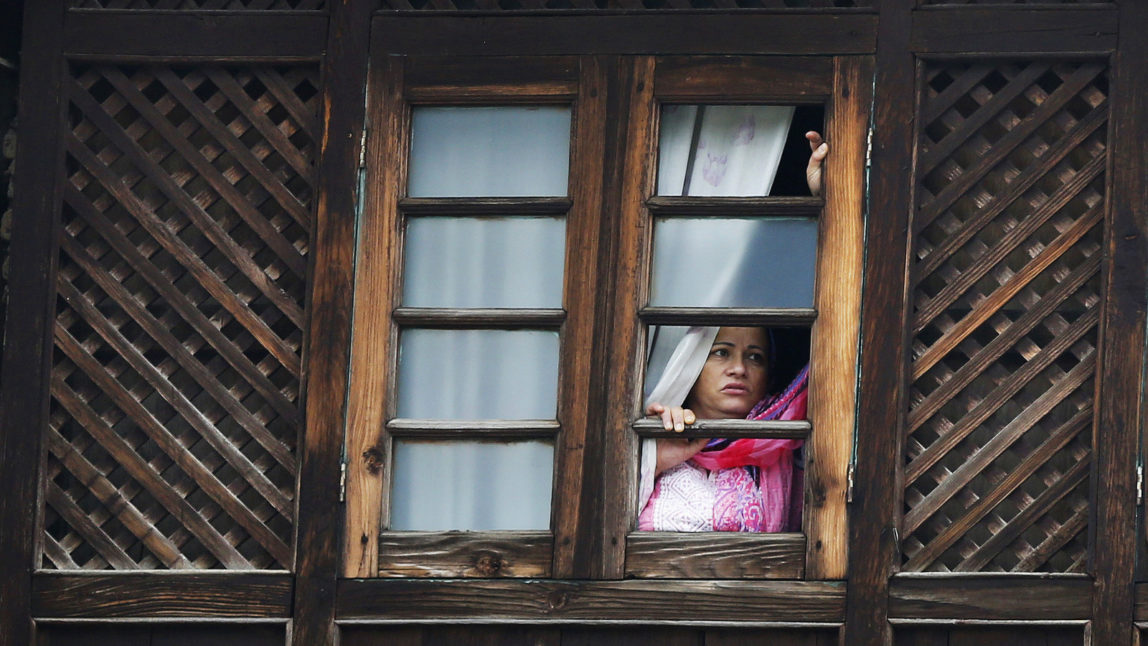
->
[43,64,319,570]
[377,0,867,10]
[902,61,1106,573]
[70,0,326,8]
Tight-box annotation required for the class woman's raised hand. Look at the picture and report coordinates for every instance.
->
[805,131,828,197]
[647,402,707,475]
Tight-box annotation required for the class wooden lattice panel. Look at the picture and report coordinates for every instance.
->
[902,61,1107,573]
[44,64,318,570]
[70,0,326,9]
[378,0,867,10]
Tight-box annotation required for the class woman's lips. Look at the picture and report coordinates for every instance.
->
[721,383,750,395]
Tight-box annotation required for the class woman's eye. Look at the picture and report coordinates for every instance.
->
[711,348,729,358]
[748,352,766,364]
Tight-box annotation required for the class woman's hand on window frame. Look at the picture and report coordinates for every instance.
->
[805,130,828,197]
[647,402,707,476]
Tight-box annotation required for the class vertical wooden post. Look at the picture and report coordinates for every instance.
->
[291,1,372,643]
[1090,2,1147,643]
[844,0,914,644]
[0,2,67,644]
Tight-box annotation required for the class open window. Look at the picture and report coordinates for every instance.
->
[343,54,868,581]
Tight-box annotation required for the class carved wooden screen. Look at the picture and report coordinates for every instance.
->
[902,61,1107,572]
[44,64,318,570]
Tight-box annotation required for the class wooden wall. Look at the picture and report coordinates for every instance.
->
[1,1,1145,645]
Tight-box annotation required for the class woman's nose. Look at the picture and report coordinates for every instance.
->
[726,358,748,376]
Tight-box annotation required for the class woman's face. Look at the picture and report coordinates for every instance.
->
[686,327,770,419]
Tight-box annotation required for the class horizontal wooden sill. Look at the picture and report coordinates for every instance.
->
[378,531,552,578]
[640,307,816,326]
[626,532,804,579]
[889,574,1092,621]
[632,418,809,439]
[647,196,822,218]
[386,419,560,438]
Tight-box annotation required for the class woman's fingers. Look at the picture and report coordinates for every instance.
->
[646,402,697,431]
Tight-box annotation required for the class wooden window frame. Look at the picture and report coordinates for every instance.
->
[343,51,869,582]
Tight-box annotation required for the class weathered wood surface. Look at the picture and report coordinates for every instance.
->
[646,196,823,218]
[888,576,1092,620]
[638,308,817,327]
[1090,1,1148,643]
[372,14,877,57]
[403,56,579,102]
[391,308,565,327]
[0,2,67,645]
[843,0,913,644]
[625,532,805,579]
[289,0,371,643]
[399,197,572,216]
[386,419,560,439]
[911,6,1117,55]
[378,532,552,578]
[32,573,292,619]
[38,625,286,646]
[654,56,833,101]
[632,418,810,439]
[338,579,846,623]
[894,625,1083,646]
[64,12,327,60]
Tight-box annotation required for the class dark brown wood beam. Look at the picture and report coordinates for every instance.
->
[0,2,68,645]
[888,576,1093,621]
[911,6,1117,56]
[31,573,293,619]
[336,579,845,623]
[843,0,914,644]
[63,12,327,61]
[290,0,372,643]
[1090,1,1148,643]
[372,14,877,57]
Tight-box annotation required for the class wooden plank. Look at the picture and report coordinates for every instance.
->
[625,532,804,579]
[392,308,565,328]
[632,418,810,439]
[342,54,403,579]
[888,576,1092,621]
[337,579,846,623]
[386,419,560,439]
[597,55,656,579]
[63,12,326,60]
[399,197,572,216]
[1134,584,1148,622]
[645,196,823,218]
[0,3,68,644]
[638,308,817,327]
[404,55,579,102]
[803,54,870,581]
[1091,3,1147,643]
[655,56,833,101]
[377,531,552,578]
[550,55,607,579]
[290,0,371,642]
[343,625,560,646]
[842,0,914,644]
[911,6,1117,55]
[371,14,877,57]
[32,573,292,619]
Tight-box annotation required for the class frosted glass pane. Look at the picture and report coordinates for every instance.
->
[391,440,554,530]
[657,105,795,197]
[403,217,566,308]
[398,329,559,419]
[650,218,817,308]
[409,106,571,197]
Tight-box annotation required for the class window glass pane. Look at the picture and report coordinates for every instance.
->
[390,440,554,530]
[403,217,566,308]
[397,329,560,419]
[650,218,817,308]
[409,106,571,197]
[657,105,795,197]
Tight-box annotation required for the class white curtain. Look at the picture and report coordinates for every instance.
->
[639,105,794,512]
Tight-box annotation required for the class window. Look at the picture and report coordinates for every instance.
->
[343,55,867,581]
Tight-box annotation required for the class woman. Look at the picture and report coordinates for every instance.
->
[637,131,826,532]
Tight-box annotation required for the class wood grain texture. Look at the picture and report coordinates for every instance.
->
[0,2,67,645]
[341,23,402,584]
[386,419,560,439]
[803,54,871,581]
[1091,1,1148,642]
[843,1,915,644]
[291,0,371,642]
[32,573,292,619]
[391,308,565,327]
[632,418,810,439]
[371,14,877,57]
[378,532,552,578]
[638,308,817,327]
[625,532,804,579]
[337,579,846,623]
[342,625,560,646]
[399,197,571,215]
[646,196,823,218]
[889,576,1092,620]
[63,12,326,60]
[654,56,833,101]
[911,6,1117,55]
